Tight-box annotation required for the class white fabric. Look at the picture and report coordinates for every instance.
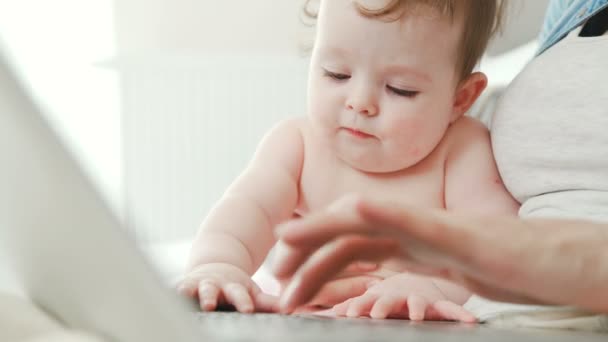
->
[464,295,608,332]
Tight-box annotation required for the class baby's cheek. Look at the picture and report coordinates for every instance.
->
[408,146,422,159]
[387,118,423,152]
[394,116,447,158]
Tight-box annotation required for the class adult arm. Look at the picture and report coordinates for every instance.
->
[274,197,608,313]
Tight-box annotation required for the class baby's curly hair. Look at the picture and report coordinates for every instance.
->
[303,0,506,81]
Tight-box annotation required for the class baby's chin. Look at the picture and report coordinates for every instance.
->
[337,151,421,174]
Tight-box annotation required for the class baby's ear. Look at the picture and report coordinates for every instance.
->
[450,72,487,123]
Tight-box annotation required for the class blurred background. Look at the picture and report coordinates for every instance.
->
[0,0,548,282]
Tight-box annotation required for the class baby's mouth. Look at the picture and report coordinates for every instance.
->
[342,127,375,139]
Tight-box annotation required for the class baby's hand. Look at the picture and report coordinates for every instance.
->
[332,273,476,322]
[177,263,278,313]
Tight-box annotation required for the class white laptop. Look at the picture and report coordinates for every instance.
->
[0,44,202,342]
[2,44,605,342]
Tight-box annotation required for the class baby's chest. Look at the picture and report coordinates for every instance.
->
[296,153,445,215]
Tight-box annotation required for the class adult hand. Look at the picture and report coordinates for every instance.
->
[300,269,395,309]
[275,241,399,309]
[273,196,608,314]
[289,273,382,312]
[177,263,278,313]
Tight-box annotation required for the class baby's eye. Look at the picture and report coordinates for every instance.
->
[323,69,351,81]
[387,85,419,98]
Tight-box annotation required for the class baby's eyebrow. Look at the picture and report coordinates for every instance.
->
[385,65,432,84]
[318,45,352,59]
[317,45,432,84]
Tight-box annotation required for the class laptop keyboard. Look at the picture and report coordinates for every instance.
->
[192,311,540,342]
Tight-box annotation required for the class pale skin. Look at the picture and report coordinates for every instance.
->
[274,197,608,314]
[177,0,519,321]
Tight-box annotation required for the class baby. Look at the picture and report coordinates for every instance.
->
[178,0,518,322]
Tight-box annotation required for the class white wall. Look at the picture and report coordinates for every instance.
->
[113,1,311,242]
[113,0,550,57]
[114,0,310,56]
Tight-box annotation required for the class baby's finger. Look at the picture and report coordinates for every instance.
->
[176,278,198,297]
[370,295,406,319]
[223,283,254,313]
[332,298,354,316]
[430,300,477,323]
[254,292,280,313]
[407,295,429,321]
[346,293,377,318]
[198,281,220,311]
[344,261,379,273]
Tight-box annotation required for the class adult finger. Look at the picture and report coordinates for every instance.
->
[358,201,498,282]
[276,202,378,247]
[223,283,254,313]
[357,199,462,254]
[469,281,545,305]
[278,197,443,246]
[308,275,378,308]
[273,199,430,282]
[358,202,543,304]
[276,199,462,274]
[336,264,398,280]
[279,236,400,313]
[344,261,379,273]
[272,240,315,280]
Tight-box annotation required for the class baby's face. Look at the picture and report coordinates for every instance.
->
[307,0,465,173]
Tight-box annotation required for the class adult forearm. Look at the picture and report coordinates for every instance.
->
[466,217,608,313]
[534,219,608,313]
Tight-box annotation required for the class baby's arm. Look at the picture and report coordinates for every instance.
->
[179,118,304,312]
[439,117,520,308]
[443,117,519,216]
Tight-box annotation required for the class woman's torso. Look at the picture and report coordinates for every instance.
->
[492,26,608,221]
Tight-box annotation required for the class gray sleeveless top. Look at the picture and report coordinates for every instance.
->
[491,27,608,222]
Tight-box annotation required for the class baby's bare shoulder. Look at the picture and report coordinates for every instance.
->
[444,116,491,152]
[268,116,307,135]
[275,116,317,145]
[258,116,308,149]
[252,117,308,168]
[448,116,489,138]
